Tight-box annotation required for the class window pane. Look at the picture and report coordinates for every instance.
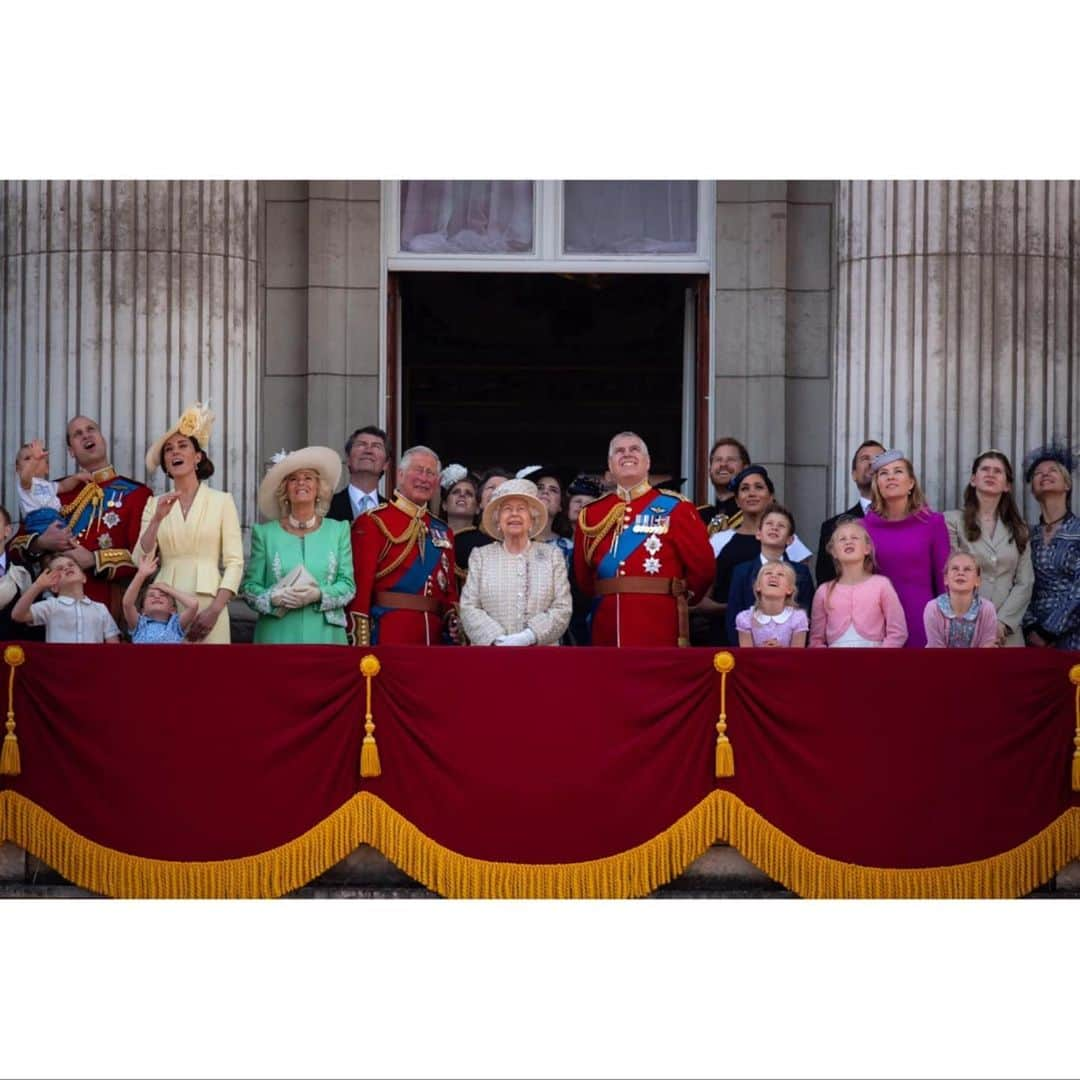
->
[400,181,534,254]
[563,181,698,255]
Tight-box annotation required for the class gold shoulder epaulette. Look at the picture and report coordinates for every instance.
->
[696,503,713,513]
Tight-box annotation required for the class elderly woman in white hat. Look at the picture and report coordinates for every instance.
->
[458,478,572,646]
[137,402,244,643]
[239,446,355,644]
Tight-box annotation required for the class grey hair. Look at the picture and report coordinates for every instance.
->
[607,431,650,461]
[399,445,442,474]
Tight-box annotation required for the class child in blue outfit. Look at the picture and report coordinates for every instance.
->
[16,439,92,535]
[122,553,199,643]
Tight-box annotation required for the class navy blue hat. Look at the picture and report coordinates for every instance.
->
[728,464,775,495]
[1023,439,1078,484]
[567,473,603,499]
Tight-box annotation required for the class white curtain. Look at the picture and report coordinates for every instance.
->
[563,181,698,254]
[400,181,534,253]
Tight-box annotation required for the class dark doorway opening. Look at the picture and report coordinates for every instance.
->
[398,272,698,483]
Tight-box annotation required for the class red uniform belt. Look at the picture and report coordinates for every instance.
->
[594,576,690,646]
[374,591,440,613]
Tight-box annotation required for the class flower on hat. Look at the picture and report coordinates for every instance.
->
[177,401,213,443]
[271,448,290,466]
[440,463,468,489]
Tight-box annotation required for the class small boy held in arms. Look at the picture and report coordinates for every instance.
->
[11,553,121,643]
[122,553,199,644]
[16,439,91,536]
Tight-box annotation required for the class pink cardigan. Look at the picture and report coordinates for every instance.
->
[809,576,908,648]
[922,597,999,648]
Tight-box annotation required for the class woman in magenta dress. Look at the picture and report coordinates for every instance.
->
[861,449,950,648]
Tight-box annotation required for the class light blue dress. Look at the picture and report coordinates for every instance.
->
[132,613,186,644]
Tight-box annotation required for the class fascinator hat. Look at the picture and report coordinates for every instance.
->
[481,478,548,539]
[728,464,775,495]
[146,401,215,473]
[440,463,470,494]
[869,448,905,474]
[1022,439,1078,484]
[258,446,343,520]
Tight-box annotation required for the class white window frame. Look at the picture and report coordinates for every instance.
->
[384,180,714,274]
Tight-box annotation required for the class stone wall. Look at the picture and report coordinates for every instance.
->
[261,181,382,476]
[713,181,836,549]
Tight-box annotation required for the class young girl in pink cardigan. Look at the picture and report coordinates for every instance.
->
[810,518,908,647]
[922,551,999,648]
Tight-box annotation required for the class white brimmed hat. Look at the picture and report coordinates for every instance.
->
[145,402,215,473]
[481,478,548,539]
[258,446,343,520]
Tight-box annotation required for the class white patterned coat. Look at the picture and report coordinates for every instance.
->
[459,540,572,646]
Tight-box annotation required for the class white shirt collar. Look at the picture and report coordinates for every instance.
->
[56,594,93,607]
[752,606,795,626]
[859,495,872,512]
[349,483,379,513]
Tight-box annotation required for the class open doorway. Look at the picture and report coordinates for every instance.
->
[397,271,704,489]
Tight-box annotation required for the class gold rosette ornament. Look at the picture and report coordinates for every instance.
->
[359,654,382,778]
[713,651,735,778]
[1,644,26,776]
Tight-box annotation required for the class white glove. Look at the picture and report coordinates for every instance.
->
[493,628,537,647]
[273,585,306,610]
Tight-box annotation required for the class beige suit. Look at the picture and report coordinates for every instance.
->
[944,509,1033,647]
[459,540,571,646]
[137,483,244,643]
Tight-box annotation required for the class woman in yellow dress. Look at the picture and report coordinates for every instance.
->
[136,403,244,643]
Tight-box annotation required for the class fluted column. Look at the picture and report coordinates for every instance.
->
[0,180,260,523]
[832,180,1080,516]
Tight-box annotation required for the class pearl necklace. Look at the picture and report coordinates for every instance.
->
[288,513,317,530]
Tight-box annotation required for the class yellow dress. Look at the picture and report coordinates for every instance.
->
[137,483,244,643]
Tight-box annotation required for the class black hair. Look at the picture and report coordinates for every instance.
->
[850,439,886,471]
[344,425,390,458]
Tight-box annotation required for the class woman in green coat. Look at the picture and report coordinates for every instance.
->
[240,446,355,644]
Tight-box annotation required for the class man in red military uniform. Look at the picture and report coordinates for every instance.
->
[10,415,151,620]
[348,445,459,646]
[573,431,714,647]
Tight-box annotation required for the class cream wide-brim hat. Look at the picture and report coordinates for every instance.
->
[145,402,215,473]
[481,478,548,540]
[258,446,343,520]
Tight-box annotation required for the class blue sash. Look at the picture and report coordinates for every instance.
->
[596,494,678,580]
[371,521,447,643]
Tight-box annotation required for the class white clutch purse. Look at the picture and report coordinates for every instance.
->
[270,563,321,615]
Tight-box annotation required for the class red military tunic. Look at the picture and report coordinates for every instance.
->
[348,493,458,646]
[10,465,151,616]
[573,481,714,647]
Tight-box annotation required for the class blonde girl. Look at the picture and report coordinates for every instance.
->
[735,559,808,648]
[809,518,907,647]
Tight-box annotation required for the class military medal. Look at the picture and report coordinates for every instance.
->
[643,556,661,574]
[98,532,113,549]
[103,511,120,529]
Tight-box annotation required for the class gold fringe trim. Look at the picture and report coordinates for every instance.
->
[1,789,1077,899]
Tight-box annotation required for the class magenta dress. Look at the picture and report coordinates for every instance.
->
[862,508,950,649]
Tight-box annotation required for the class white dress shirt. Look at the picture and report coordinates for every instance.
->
[29,594,121,643]
[349,484,380,519]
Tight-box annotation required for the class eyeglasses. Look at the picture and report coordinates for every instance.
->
[406,466,439,480]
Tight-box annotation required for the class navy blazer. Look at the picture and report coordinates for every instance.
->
[725,555,815,646]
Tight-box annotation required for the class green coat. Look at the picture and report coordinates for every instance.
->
[240,519,355,644]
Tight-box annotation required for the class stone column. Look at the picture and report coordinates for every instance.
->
[713,180,835,547]
[0,180,260,523]
[261,181,381,475]
[833,180,1080,517]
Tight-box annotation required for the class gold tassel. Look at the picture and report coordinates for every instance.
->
[1070,665,1080,792]
[1,645,26,777]
[359,654,382,778]
[713,651,735,778]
